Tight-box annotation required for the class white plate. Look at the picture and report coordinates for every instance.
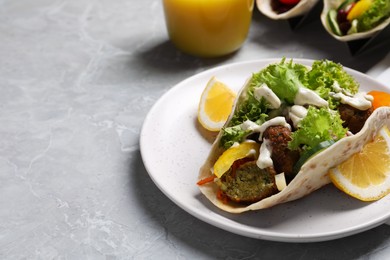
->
[140,59,390,242]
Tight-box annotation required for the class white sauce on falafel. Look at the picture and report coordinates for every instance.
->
[241,117,291,141]
[257,139,273,169]
[331,92,373,110]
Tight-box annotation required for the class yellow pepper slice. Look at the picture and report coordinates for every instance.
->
[347,0,372,21]
[213,142,260,178]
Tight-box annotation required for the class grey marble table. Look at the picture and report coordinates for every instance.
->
[1,0,390,259]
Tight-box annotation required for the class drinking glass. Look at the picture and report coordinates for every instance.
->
[163,0,254,58]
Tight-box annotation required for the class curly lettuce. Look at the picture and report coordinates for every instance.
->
[219,126,251,150]
[228,95,268,127]
[288,106,348,151]
[251,58,308,104]
[304,60,359,95]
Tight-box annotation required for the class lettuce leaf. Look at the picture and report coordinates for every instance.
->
[288,106,348,151]
[229,94,268,127]
[304,60,359,98]
[251,58,308,104]
[219,126,251,150]
[358,0,390,32]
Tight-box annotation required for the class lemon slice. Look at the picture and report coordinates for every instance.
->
[329,126,390,201]
[198,77,236,132]
[214,142,260,178]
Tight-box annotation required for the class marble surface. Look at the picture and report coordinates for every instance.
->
[0,0,390,259]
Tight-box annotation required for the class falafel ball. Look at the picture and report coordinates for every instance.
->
[263,125,300,182]
[338,104,373,134]
[217,160,278,204]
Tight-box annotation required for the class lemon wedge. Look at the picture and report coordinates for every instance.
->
[198,77,236,132]
[329,125,390,201]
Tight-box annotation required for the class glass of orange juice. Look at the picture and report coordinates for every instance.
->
[162,0,254,58]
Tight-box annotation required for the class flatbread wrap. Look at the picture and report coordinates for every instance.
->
[197,58,390,213]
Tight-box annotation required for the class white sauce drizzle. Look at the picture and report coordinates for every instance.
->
[331,81,354,95]
[257,139,273,169]
[288,105,308,128]
[231,142,240,148]
[253,84,281,109]
[241,140,258,157]
[241,120,260,132]
[248,148,258,157]
[294,87,328,107]
[241,117,291,141]
[331,92,373,110]
[331,81,343,93]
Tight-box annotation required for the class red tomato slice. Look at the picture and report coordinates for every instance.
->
[279,0,300,5]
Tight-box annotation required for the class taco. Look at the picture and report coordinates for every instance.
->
[257,0,319,20]
[197,58,390,213]
[321,0,390,41]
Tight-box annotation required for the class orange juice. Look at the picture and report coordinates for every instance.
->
[163,0,254,58]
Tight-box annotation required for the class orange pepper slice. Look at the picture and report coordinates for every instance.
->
[368,91,390,110]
